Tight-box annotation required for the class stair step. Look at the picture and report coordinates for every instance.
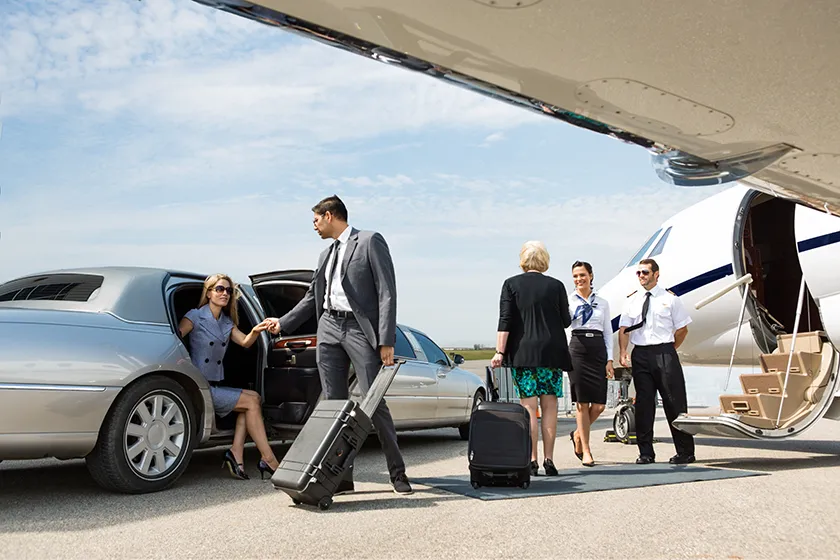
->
[719,393,803,425]
[740,372,811,398]
[777,331,823,354]
[759,352,822,376]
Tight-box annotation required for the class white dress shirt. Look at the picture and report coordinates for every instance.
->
[619,284,692,346]
[568,289,614,361]
[323,225,353,312]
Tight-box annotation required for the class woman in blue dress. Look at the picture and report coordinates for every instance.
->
[178,273,280,480]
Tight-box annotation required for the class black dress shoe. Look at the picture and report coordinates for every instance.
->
[529,460,539,477]
[635,455,655,464]
[391,473,413,495]
[669,454,696,465]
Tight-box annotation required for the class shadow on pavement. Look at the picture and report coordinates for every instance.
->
[0,430,468,533]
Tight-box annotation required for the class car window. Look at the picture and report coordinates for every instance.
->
[411,331,449,366]
[394,327,416,359]
[0,274,104,302]
[648,226,672,258]
[624,228,662,268]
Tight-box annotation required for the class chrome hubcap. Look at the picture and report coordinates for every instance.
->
[124,393,186,478]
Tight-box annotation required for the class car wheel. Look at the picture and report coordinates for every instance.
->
[86,375,197,494]
[459,390,485,441]
[613,404,635,444]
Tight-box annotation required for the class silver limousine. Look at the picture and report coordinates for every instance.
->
[0,267,486,494]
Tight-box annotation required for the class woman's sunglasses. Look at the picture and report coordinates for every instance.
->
[212,286,234,295]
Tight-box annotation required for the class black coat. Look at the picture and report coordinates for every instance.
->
[497,272,573,370]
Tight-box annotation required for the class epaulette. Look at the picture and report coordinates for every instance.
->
[626,290,637,298]
[667,289,676,295]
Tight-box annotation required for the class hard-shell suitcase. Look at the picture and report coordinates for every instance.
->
[270,360,405,510]
[468,401,532,489]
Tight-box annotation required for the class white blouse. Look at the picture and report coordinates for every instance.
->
[568,290,614,362]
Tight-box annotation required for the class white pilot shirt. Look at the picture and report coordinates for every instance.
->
[619,284,692,346]
[568,290,614,361]
[323,224,353,312]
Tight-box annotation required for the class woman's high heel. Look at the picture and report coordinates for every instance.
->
[570,430,583,461]
[222,449,249,480]
[258,459,276,481]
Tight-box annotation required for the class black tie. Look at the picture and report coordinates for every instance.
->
[325,240,341,311]
[625,291,652,333]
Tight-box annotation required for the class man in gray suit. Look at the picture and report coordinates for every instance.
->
[265,195,411,495]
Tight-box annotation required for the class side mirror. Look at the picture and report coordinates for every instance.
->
[452,353,465,365]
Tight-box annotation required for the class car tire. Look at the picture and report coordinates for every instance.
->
[459,390,485,441]
[86,375,197,494]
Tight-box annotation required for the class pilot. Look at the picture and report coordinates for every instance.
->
[618,258,695,465]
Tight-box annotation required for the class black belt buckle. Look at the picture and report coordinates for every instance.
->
[328,309,353,318]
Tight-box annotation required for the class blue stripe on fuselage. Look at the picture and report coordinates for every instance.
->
[609,229,840,331]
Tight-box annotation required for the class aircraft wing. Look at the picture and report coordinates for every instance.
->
[194,0,840,214]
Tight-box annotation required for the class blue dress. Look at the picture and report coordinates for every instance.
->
[184,305,242,417]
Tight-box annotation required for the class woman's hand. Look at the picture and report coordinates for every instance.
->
[251,320,271,334]
[606,360,615,379]
[490,352,504,369]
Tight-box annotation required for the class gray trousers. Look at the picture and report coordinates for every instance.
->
[316,313,406,479]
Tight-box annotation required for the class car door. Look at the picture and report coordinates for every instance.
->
[349,325,438,426]
[249,270,322,427]
[403,328,467,423]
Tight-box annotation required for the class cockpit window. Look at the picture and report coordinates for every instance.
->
[648,226,672,258]
[624,229,662,268]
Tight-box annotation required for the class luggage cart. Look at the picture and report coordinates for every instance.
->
[604,367,637,444]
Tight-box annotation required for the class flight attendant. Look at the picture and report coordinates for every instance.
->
[567,261,614,467]
[618,258,695,465]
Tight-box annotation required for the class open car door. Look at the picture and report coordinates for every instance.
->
[249,270,322,430]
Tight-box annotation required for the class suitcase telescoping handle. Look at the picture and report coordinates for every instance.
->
[360,359,406,418]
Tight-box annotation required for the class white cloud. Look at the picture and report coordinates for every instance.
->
[479,131,505,147]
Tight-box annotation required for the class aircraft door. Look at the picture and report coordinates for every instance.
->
[794,205,840,351]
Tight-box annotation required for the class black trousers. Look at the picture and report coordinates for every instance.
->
[631,343,695,458]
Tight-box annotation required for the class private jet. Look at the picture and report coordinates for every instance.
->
[598,185,840,440]
[188,1,840,442]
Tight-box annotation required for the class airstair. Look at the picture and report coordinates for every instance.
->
[673,275,840,439]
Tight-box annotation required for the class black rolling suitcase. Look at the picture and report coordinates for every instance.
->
[270,359,405,510]
[468,400,532,489]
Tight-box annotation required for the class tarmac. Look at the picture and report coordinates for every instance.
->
[3,362,840,559]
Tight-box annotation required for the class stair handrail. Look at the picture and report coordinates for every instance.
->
[694,273,753,391]
[776,275,808,427]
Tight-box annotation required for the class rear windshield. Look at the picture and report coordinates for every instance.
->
[0,274,104,302]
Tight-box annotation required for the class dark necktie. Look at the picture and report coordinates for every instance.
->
[324,240,341,311]
[625,291,652,333]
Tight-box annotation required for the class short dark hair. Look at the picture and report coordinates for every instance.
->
[312,195,348,222]
[571,260,593,275]
[638,258,659,273]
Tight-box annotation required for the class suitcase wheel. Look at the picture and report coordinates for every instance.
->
[520,480,530,490]
[292,498,302,505]
[470,480,481,490]
[318,497,333,511]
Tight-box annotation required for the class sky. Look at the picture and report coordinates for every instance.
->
[0,0,728,346]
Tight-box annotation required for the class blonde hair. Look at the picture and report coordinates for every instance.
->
[197,273,240,326]
[519,240,550,273]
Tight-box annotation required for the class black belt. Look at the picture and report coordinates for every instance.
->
[326,309,354,318]
[634,342,674,349]
[572,329,603,338]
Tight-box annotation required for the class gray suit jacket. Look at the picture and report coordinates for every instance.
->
[279,227,397,349]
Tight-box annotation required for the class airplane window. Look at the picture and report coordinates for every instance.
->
[648,226,672,258]
[624,229,662,268]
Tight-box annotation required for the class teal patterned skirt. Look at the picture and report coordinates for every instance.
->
[510,367,564,398]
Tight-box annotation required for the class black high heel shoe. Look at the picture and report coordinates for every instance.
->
[257,459,277,481]
[222,449,249,480]
[570,430,583,461]
[543,458,559,476]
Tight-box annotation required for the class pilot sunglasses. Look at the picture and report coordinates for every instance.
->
[636,270,651,276]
